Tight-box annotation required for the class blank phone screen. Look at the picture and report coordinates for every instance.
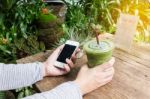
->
[57,44,76,63]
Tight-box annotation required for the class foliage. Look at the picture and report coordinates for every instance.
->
[14,35,45,58]
[54,24,92,48]
[65,1,89,29]
[0,0,45,63]
[0,0,16,11]
[63,0,150,43]
[84,0,120,33]
[16,86,34,99]
[58,0,120,48]
[55,0,93,48]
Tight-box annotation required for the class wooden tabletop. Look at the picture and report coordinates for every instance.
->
[17,36,150,99]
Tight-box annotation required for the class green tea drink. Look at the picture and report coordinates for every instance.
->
[84,40,114,68]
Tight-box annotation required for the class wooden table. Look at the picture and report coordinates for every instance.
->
[17,40,150,99]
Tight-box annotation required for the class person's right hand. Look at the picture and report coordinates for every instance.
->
[74,57,115,95]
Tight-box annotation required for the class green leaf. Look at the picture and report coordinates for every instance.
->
[0,13,4,25]
[0,45,11,54]
[17,91,24,99]
[39,42,45,51]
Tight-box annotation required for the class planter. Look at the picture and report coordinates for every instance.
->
[38,27,63,48]
[44,0,67,23]
[37,0,67,29]
[37,0,66,48]
[0,91,6,99]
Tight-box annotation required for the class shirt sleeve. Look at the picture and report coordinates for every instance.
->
[23,81,83,99]
[0,62,43,91]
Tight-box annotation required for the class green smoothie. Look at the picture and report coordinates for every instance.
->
[84,39,114,68]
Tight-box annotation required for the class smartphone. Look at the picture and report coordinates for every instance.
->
[54,40,79,68]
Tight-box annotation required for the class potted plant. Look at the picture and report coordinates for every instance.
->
[37,0,67,48]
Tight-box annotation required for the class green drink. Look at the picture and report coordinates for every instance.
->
[84,39,114,68]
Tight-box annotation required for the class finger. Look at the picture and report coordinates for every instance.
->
[103,68,114,79]
[75,48,80,55]
[57,44,64,51]
[95,57,115,71]
[53,44,64,55]
[72,48,80,58]
[103,75,113,83]
[66,58,74,68]
[71,49,79,58]
[100,78,112,87]
[96,67,114,79]
[104,66,115,72]
[71,48,81,63]
[64,64,71,73]
[71,55,76,64]
[71,53,76,59]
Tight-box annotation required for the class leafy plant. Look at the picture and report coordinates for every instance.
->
[57,0,118,49]
[84,0,120,33]
[54,24,92,48]
[55,0,93,48]
[14,35,45,58]
[16,86,34,99]
[0,0,16,11]
[0,0,46,63]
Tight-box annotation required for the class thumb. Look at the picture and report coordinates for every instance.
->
[54,45,64,53]
[51,45,64,58]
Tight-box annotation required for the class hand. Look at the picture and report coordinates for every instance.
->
[74,57,115,95]
[42,45,80,77]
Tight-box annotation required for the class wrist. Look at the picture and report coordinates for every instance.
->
[42,62,48,77]
[73,80,87,95]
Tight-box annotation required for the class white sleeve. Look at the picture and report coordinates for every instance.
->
[0,62,43,91]
[23,82,83,99]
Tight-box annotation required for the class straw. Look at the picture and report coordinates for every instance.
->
[95,29,99,45]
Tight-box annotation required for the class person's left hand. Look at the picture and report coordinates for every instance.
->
[42,45,80,77]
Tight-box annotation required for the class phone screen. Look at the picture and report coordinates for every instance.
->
[57,44,76,63]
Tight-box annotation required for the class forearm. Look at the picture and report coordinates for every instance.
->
[23,82,82,99]
[0,62,44,91]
